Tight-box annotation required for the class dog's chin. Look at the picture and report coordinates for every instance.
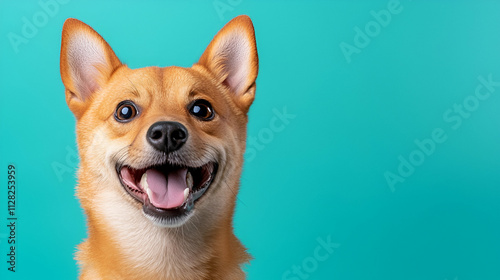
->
[116,161,218,228]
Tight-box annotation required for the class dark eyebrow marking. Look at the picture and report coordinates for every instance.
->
[127,77,140,97]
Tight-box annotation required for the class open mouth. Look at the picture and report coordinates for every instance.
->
[117,161,217,226]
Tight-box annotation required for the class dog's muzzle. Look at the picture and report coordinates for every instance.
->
[116,121,218,227]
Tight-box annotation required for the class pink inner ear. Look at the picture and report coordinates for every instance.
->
[214,32,251,95]
[67,32,107,100]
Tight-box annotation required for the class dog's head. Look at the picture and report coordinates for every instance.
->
[60,16,258,227]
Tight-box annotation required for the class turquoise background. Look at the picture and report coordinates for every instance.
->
[1,0,500,279]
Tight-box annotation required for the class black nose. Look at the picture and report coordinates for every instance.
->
[147,121,188,153]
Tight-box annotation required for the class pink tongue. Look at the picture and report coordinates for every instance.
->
[144,168,188,209]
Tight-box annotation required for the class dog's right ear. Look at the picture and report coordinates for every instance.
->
[60,18,122,118]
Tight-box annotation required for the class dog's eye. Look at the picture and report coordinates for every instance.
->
[115,101,138,122]
[189,99,214,121]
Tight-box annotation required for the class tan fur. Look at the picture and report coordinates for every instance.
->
[60,16,258,279]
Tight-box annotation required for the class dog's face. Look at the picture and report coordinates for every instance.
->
[60,17,258,227]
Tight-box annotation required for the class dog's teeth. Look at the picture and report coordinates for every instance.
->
[183,188,189,202]
[145,188,153,200]
[141,173,153,198]
[186,172,193,189]
[140,173,148,189]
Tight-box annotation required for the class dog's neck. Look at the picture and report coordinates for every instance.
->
[76,183,247,280]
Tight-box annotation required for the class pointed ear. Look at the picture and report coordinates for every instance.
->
[60,18,122,118]
[196,15,258,112]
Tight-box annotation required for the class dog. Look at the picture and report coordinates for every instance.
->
[60,15,258,279]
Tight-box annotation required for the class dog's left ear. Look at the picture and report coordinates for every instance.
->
[197,15,258,113]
